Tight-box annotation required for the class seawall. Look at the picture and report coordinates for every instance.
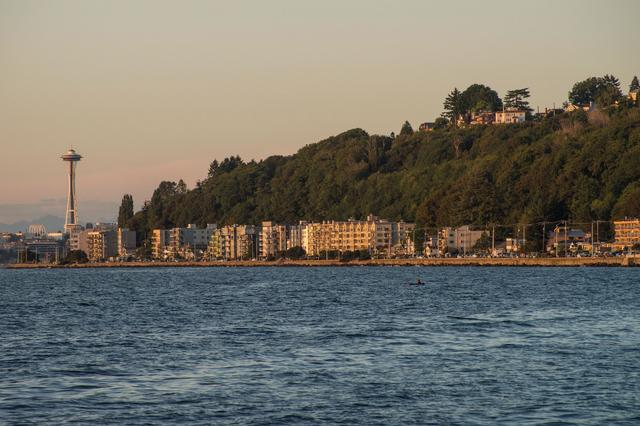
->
[6,256,639,269]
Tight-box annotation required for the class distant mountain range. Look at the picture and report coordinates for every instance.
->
[0,215,65,233]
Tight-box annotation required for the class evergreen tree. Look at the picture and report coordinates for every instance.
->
[208,159,219,178]
[117,194,134,228]
[630,76,640,91]
[400,121,414,136]
[504,88,532,111]
[442,88,464,126]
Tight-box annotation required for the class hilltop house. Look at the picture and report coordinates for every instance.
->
[495,109,526,124]
[419,122,436,132]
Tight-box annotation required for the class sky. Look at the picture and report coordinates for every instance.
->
[1,0,639,224]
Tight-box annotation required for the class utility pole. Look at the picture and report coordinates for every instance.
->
[523,224,527,257]
[542,222,546,255]
[492,224,495,257]
[591,221,595,256]
[564,221,568,257]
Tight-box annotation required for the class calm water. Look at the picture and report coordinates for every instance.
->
[1,267,639,425]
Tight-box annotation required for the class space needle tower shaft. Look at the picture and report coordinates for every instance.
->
[61,149,82,233]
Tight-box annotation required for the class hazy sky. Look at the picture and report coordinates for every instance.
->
[1,0,639,223]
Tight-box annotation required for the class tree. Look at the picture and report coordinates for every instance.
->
[208,159,219,178]
[630,76,639,91]
[177,179,188,194]
[442,88,464,126]
[117,194,134,228]
[433,117,449,129]
[504,88,532,111]
[62,250,88,264]
[472,232,492,254]
[285,246,306,259]
[595,74,622,106]
[460,84,503,112]
[568,75,622,107]
[400,121,414,136]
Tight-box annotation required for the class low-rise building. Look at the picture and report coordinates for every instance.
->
[505,238,526,254]
[22,239,65,263]
[470,111,495,126]
[564,102,594,113]
[546,226,589,254]
[418,122,436,132]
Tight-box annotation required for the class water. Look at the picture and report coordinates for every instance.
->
[1,267,639,425]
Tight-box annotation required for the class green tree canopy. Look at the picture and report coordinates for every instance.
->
[630,76,639,92]
[117,194,134,228]
[400,121,414,136]
[442,88,464,125]
[568,75,622,107]
[504,88,532,111]
[460,84,503,112]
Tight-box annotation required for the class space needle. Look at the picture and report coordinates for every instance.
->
[61,148,82,234]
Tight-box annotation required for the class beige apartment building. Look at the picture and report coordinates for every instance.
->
[613,218,640,250]
[302,215,414,257]
[208,225,257,260]
[152,224,216,260]
[259,221,288,258]
[438,226,486,255]
[86,229,117,261]
[151,229,171,259]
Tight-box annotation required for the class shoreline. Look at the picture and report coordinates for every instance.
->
[5,256,639,269]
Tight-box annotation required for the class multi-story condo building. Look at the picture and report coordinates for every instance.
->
[302,215,414,257]
[613,218,640,250]
[208,225,257,260]
[117,228,136,257]
[438,226,486,255]
[86,229,117,261]
[259,221,288,258]
[153,224,216,260]
[151,229,171,259]
[287,221,307,250]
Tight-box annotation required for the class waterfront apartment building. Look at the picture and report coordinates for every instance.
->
[613,218,640,250]
[301,215,414,257]
[168,224,217,259]
[151,229,171,259]
[152,224,216,260]
[287,221,307,250]
[259,221,288,258]
[117,228,136,257]
[208,225,257,260]
[438,226,486,255]
[86,229,117,261]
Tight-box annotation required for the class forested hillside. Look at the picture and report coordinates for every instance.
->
[125,106,640,241]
